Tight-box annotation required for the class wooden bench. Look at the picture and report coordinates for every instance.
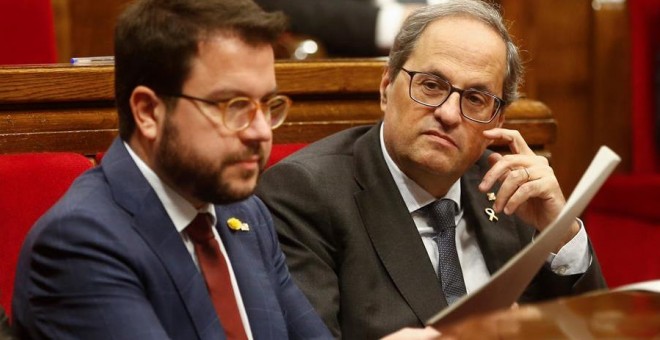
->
[0,59,556,158]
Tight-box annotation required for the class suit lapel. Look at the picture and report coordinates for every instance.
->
[461,155,526,275]
[353,125,447,323]
[132,204,223,338]
[102,139,222,339]
[213,203,277,339]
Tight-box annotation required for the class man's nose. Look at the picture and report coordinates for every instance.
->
[240,107,272,141]
[433,92,462,125]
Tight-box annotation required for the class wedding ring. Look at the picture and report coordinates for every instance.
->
[523,167,531,181]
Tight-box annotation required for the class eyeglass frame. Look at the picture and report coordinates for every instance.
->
[400,68,506,124]
[158,92,292,131]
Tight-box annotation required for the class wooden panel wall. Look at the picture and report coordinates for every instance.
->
[0,60,556,158]
[34,0,636,193]
[500,0,630,194]
[52,0,132,63]
[591,2,631,172]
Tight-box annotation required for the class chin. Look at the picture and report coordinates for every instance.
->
[226,186,256,203]
[229,176,258,197]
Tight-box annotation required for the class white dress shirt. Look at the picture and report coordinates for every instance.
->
[125,142,254,339]
[375,0,449,50]
[378,125,591,294]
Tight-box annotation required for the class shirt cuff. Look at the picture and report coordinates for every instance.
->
[546,218,591,275]
[376,4,405,50]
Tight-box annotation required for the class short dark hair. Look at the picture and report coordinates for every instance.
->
[388,0,523,104]
[114,0,287,140]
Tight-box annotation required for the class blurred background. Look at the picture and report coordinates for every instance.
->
[0,0,655,198]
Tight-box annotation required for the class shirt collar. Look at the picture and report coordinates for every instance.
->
[379,123,461,213]
[124,141,217,232]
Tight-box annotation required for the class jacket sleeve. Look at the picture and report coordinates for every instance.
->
[257,160,344,337]
[250,197,333,339]
[12,214,170,340]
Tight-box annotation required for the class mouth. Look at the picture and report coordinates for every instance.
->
[236,155,260,166]
[226,152,262,171]
[422,130,458,149]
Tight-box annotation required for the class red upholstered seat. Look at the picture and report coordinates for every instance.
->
[0,0,57,65]
[0,153,92,316]
[266,143,307,168]
[585,175,660,287]
[584,0,660,287]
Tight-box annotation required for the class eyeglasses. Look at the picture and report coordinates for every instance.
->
[161,93,291,131]
[400,68,506,124]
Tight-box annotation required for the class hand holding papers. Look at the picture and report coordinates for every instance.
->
[427,146,621,330]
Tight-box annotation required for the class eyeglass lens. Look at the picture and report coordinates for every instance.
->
[410,72,498,122]
[224,96,289,131]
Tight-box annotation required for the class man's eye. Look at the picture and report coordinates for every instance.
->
[421,80,443,91]
[228,99,252,111]
[465,92,488,106]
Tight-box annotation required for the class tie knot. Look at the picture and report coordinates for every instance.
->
[426,199,457,232]
[186,213,214,244]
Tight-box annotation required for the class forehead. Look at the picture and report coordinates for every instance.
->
[407,16,507,93]
[185,33,276,96]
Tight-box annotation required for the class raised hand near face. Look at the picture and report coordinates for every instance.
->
[478,128,580,250]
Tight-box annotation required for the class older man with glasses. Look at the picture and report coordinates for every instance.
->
[256,0,607,338]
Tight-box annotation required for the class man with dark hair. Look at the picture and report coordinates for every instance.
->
[11,0,330,338]
[257,0,606,338]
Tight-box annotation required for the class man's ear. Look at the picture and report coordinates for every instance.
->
[130,86,163,140]
[379,67,391,111]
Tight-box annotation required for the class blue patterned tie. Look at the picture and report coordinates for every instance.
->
[426,199,467,305]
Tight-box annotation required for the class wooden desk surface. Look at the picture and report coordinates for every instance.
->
[439,290,660,339]
[0,59,556,156]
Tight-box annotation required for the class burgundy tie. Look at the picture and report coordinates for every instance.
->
[186,213,248,340]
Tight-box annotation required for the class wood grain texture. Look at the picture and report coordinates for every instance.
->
[0,60,556,158]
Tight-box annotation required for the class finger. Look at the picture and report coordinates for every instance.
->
[492,167,531,213]
[502,173,555,215]
[486,152,503,167]
[480,154,534,192]
[483,128,534,156]
[480,153,505,192]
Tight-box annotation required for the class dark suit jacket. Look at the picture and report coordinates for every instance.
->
[0,306,12,340]
[12,138,331,340]
[256,124,606,339]
[254,0,380,57]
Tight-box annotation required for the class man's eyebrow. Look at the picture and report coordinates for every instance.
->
[425,69,497,94]
[264,88,279,98]
[424,69,450,81]
[205,88,280,100]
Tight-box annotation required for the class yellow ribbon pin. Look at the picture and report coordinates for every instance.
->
[227,217,250,231]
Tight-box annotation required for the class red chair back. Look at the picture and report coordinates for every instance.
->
[266,143,307,168]
[0,153,92,316]
[0,0,57,64]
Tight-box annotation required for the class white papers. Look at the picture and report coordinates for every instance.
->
[614,280,660,294]
[427,146,621,329]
